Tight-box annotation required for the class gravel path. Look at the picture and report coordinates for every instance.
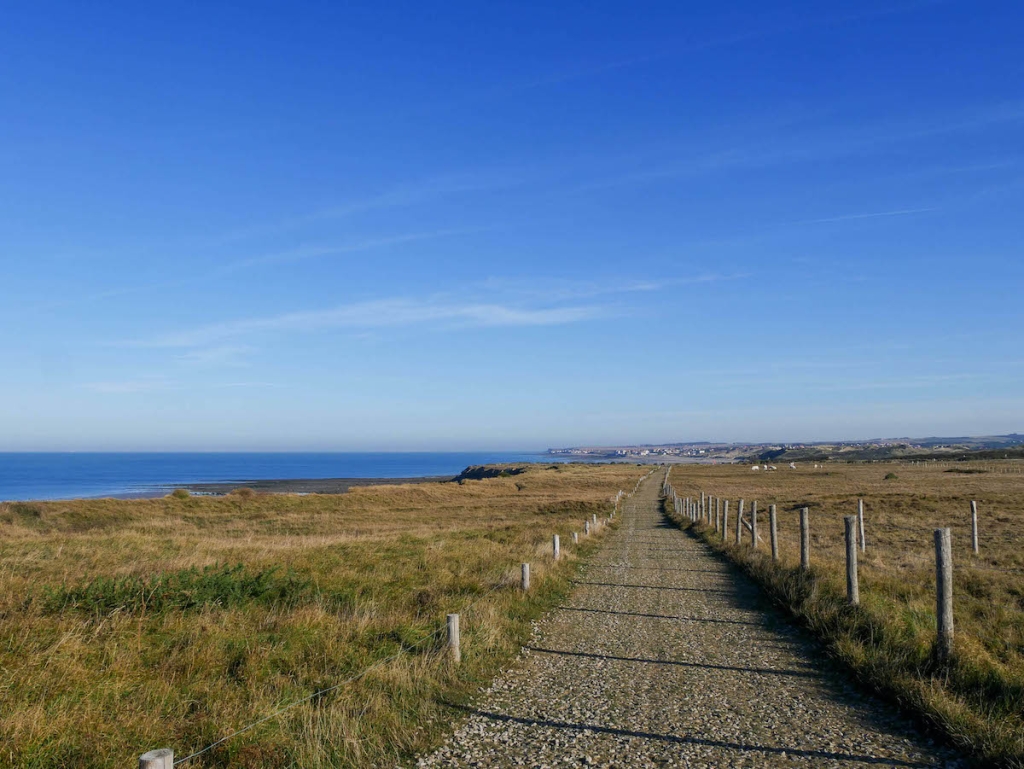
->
[416,472,964,768]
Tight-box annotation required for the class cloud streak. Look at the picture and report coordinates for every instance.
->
[130,298,605,348]
[797,207,936,225]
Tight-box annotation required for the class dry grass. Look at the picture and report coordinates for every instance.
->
[0,463,643,768]
[665,460,1024,767]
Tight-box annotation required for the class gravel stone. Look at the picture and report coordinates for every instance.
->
[415,474,965,768]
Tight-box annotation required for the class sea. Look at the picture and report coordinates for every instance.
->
[0,451,553,502]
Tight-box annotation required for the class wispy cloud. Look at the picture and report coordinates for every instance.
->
[176,345,255,366]
[215,173,519,243]
[38,229,471,313]
[476,272,750,302]
[214,229,478,274]
[84,378,169,394]
[796,207,936,225]
[128,298,605,349]
[512,2,943,91]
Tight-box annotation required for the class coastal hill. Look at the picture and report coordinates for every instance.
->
[549,433,1024,464]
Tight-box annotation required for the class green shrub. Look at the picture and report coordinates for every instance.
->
[41,563,311,615]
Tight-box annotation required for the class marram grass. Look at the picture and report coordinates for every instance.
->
[0,463,640,768]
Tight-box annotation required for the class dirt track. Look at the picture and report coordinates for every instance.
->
[417,471,962,767]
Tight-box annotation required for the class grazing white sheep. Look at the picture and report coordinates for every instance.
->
[751,465,761,471]
[767,465,778,471]
[789,462,797,469]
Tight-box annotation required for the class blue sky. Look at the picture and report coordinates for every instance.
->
[2,0,1022,450]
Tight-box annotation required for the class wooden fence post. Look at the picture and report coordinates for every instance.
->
[553,534,560,560]
[800,507,810,571]
[521,563,530,591]
[584,521,591,536]
[572,531,579,544]
[769,504,778,562]
[845,516,859,605]
[751,502,758,549]
[858,499,866,552]
[139,749,173,769]
[735,500,744,545]
[447,614,461,664]
[723,500,729,541]
[591,514,598,530]
[935,527,954,659]
[970,501,979,555]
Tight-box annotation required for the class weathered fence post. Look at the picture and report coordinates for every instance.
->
[553,534,561,560]
[447,613,461,664]
[858,499,866,552]
[751,502,758,548]
[769,504,778,562]
[935,527,954,659]
[970,501,979,555]
[584,521,591,536]
[700,491,705,520]
[591,514,598,530]
[735,500,744,545]
[572,531,579,544]
[723,500,729,541]
[139,749,174,769]
[800,507,810,571]
[844,516,859,605]
[521,563,530,591]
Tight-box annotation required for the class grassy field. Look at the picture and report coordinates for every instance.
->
[665,460,1024,767]
[0,463,644,768]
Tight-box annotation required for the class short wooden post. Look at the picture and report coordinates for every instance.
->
[584,521,591,536]
[800,507,810,571]
[521,562,530,591]
[769,504,778,562]
[970,501,979,555]
[844,516,859,605]
[592,513,598,530]
[700,491,705,520]
[858,498,866,552]
[935,528,954,659]
[572,531,579,544]
[735,500,744,545]
[139,749,174,769]
[553,534,560,560]
[723,500,729,541]
[447,613,461,664]
[751,501,758,548]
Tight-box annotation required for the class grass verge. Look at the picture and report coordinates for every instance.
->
[0,463,637,768]
[662,471,1024,768]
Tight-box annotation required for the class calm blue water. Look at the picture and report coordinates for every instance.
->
[0,452,550,501]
